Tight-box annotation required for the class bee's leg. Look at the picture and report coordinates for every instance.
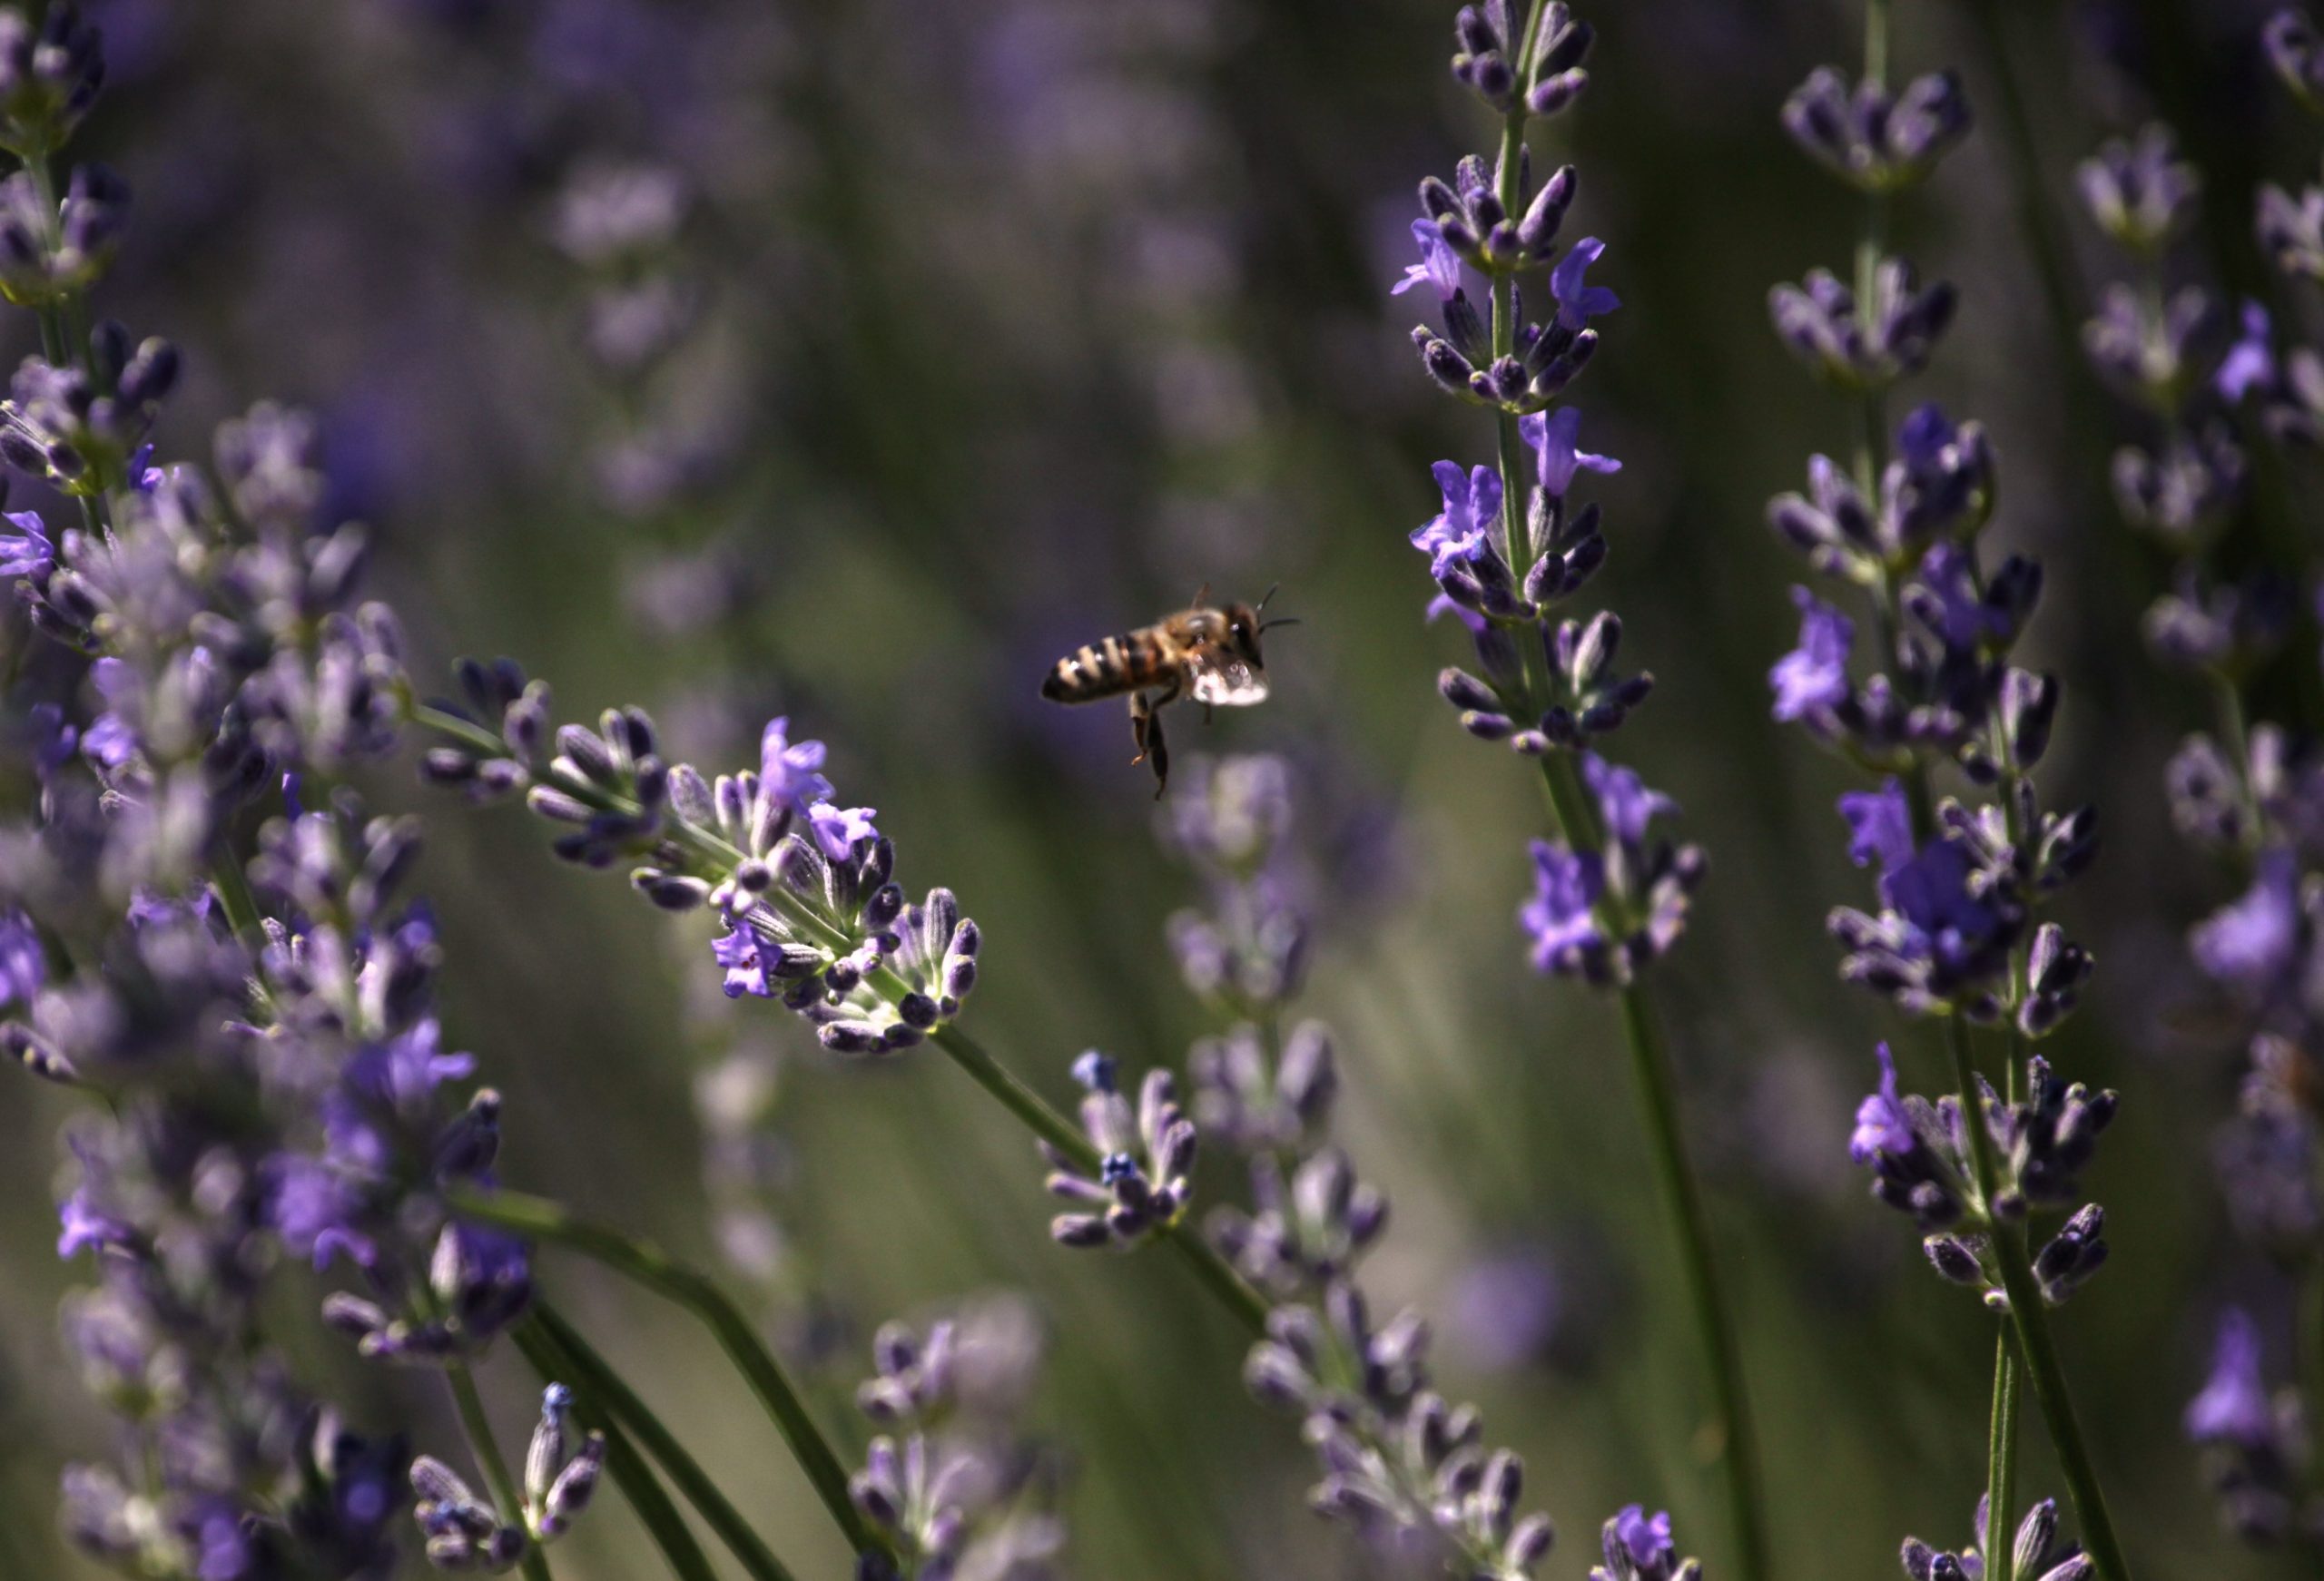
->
[1129,683,1178,796]
[1128,691,1155,766]
[1145,706,1172,798]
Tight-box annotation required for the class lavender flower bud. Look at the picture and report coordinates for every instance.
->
[1923,1234,1987,1288]
[2033,1203,2108,1304]
[2266,8,2324,112]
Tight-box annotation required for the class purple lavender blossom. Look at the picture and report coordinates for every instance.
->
[1848,1043,1915,1164]
[1521,838,1605,969]
[1582,752,1671,845]
[759,714,837,815]
[1590,1505,1697,1581]
[2191,849,2302,996]
[1393,218,1465,300]
[1519,753,1703,984]
[1829,782,2022,1017]
[1551,236,1620,329]
[1769,587,1854,722]
[2218,301,2278,403]
[1521,405,1620,497]
[1845,1043,1967,1232]
[0,505,48,575]
[2186,1309,2276,1449]
[1412,461,1502,577]
[1615,1507,1671,1568]
[0,904,39,1006]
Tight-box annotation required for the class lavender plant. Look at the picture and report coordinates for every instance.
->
[0,12,842,1580]
[1154,753,1556,1576]
[2072,6,2324,1546]
[10,0,2319,1576]
[1763,1,2128,1576]
[1394,5,1763,1574]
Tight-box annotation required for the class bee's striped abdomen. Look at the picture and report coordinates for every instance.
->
[1041,629,1169,703]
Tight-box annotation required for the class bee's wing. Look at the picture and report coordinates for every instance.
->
[1187,646,1269,706]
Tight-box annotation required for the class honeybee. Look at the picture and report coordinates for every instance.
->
[1040,587,1295,796]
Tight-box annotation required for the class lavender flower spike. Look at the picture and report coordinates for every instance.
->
[849,1301,1063,1580]
[521,1385,606,1543]
[2182,1307,2314,1540]
[1044,1053,1199,1249]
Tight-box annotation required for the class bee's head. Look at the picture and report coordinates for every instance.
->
[1222,602,1265,665]
[1225,584,1299,664]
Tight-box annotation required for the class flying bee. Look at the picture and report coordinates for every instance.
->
[1040,586,1296,797]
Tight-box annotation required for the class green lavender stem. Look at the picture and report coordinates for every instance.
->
[1492,0,1548,702]
[2302,1266,2324,1489]
[528,1301,800,1581]
[208,856,266,945]
[20,149,106,538]
[512,1318,720,1581]
[1986,1326,2021,1581]
[1960,0,2082,385]
[443,1361,554,1581]
[1615,985,1772,1581]
[1940,1017,2130,1581]
[447,1187,869,1556]
[1496,253,1766,1581]
[2211,673,2263,856]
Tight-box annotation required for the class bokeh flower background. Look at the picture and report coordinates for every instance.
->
[1,0,2320,1576]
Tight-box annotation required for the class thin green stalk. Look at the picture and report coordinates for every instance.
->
[1536,752,1632,939]
[209,855,265,945]
[1491,1,1547,701]
[1615,986,1770,1581]
[448,1187,870,1556]
[1960,0,2082,386]
[1488,134,1767,1556]
[1538,750,1767,1577]
[1941,1017,2130,1580]
[443,1361,554,1581]
[1985,1325,2021,1581]
[513,1321,718,1581]
[22,149,106,539]
[2301,1265,2324,1490]
[528,1301,800,1581]
[2211,673,2263,855]
[1984,1038,2026,1581]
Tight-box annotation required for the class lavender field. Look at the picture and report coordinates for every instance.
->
[0,1,2315,1577]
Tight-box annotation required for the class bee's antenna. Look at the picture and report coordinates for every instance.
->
[1256,582,1281,613]
[1259,616,1302,633]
